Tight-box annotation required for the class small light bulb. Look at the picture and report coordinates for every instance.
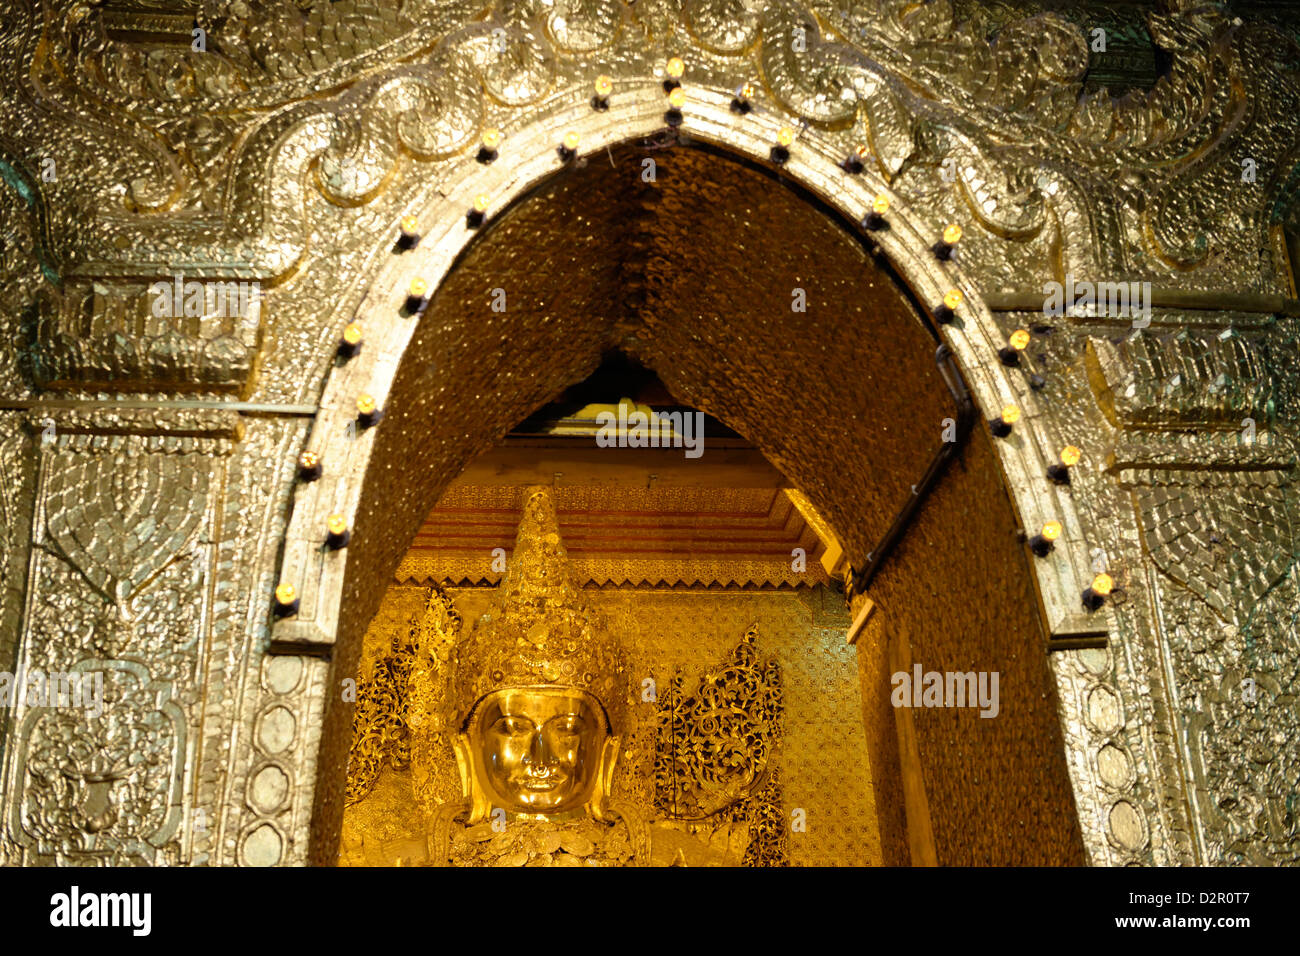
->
[943,223,963,245]
[594,75,613,97]
[943,289,963,310]
[1001,404,1021,425]
[409,278,428,298]
[342,323,362,346]
[563,131,580,151]
[741,82,755,100]
[274,583,297,605]
[297,450,323,482]
[1010,329,1031,351]
[666,57,685,78]
[473,193,490,213]
[327,514,348,536]
[1048,445,1080,484]
[667,87,686,109]
[777,127,795,147]
[396,214,422,249]
[356,394,377,416]
[481,128,502,151]
[1091,573,1114,596]
[872,193,890,215]
[1029,518,1062,556]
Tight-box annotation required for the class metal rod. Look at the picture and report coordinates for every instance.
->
[1046,636,1109,651]
[847,343,976,600]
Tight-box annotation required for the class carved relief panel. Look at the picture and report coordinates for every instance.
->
[3,422,227,865]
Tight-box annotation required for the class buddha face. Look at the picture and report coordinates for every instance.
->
[470,686,608,814]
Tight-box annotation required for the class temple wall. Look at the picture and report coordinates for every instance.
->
[862,428,1088,866]
[0,0,1297,866]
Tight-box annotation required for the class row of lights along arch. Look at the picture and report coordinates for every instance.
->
[272,57,1116,618]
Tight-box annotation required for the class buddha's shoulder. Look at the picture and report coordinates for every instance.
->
[645,818,751,866]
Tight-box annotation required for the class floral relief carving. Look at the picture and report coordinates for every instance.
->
[9,660,187,866]
[42,440,209,609]
[0,0,1298,871]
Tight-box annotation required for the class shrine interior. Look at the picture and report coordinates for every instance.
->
[331,144,1084,866]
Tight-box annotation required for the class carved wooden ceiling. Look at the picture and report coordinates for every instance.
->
[397,478,831,589]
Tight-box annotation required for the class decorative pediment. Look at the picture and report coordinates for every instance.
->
[0,0,1294,300]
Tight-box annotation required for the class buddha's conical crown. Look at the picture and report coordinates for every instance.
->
[447,486,627,733]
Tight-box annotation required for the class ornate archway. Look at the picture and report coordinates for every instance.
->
[2,0,1296,868]
[274,91,1096,651]
[275,134,1092,864]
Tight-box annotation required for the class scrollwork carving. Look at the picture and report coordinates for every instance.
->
[347,586,463,811]
[3,0,1293,301]
[345,629,416,805]
[652,624,787,865]
[10,659,186,865]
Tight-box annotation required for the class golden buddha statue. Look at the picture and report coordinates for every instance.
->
[424,486,752,866]
[343,486,786,867]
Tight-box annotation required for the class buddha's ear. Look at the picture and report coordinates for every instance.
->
[589,734,621,822]
[451,733,492,824]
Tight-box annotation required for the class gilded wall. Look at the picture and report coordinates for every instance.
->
[863,426,1088,866]
[0,0,1297,866]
